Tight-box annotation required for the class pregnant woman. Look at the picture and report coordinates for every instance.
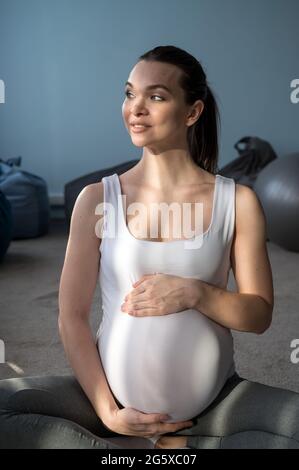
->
[93,45,273,448]
[0,45,274,450]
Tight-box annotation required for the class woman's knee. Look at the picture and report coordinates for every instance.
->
[0,375,76,415]
[0,374,121,440]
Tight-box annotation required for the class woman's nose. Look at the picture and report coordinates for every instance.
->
[132,105,147,114]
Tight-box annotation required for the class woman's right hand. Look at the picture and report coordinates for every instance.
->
[104,407,193,438]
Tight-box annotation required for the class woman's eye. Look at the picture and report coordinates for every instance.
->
[124,90,164,101]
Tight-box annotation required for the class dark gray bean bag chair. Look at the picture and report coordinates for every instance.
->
[0,157,50,239]
[218,136,277,188]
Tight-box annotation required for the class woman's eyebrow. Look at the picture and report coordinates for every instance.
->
[125,81,172,94]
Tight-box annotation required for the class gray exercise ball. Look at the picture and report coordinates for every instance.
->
[254,153,299,252]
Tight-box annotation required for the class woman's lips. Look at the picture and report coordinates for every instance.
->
[130,124,151,133]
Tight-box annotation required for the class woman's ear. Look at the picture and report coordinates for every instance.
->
[186,100,204,126]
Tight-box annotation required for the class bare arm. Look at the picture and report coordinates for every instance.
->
[58,182,118,425]
[189,184,274,334]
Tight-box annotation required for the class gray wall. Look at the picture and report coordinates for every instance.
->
[0,0,298,203]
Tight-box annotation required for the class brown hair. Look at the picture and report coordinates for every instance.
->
[138,45,221,174]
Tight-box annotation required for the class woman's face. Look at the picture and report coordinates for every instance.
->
[122,60,200,150]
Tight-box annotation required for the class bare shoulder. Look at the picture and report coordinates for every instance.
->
[78,181,103,204]
[235,183,267,238]
[72,182,103,216]
[69,182,104,244]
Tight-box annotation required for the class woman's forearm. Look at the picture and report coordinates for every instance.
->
[187,279,273,334]
[58,316,118,423]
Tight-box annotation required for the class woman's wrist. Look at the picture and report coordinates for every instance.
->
[185,279,203,309]
[99,405,119,430]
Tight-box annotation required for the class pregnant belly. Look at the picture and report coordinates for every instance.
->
[98,309,234,422]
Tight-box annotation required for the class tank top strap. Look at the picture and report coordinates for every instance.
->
[101,173,117,239]
[102,173,119,207]
[101,173,126,240]
[212,174,235,243]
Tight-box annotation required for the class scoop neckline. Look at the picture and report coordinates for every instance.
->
[114,172,220,244]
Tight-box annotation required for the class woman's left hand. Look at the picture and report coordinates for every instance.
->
[121,273,195,317]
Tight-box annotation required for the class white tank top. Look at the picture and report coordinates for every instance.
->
[96,172,236,422]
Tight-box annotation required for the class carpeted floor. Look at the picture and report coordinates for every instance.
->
[1,218,299,395]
